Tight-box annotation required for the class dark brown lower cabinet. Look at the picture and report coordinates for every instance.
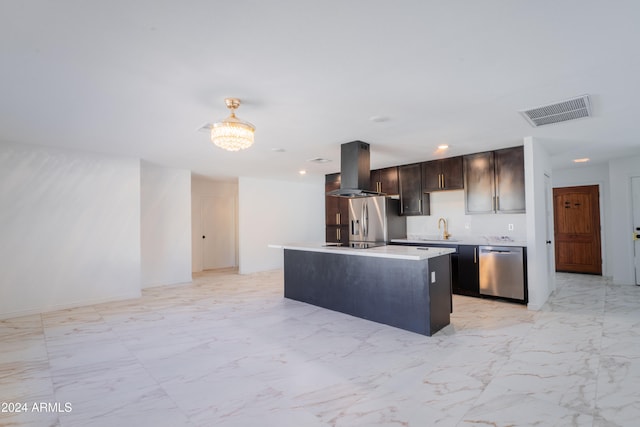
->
[326,226,349,244]
[456,245,480,296]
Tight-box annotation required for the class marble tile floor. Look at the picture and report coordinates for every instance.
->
[1,269,639,427]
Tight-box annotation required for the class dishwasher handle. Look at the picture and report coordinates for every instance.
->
[479,246,523,256]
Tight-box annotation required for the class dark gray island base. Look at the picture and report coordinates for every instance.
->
[283,247,452,336]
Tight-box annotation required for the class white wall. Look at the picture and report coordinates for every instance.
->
[552,162,611,277]
[608,155,640,284]
[140,160,192,288]
[0,142,141,319]
[406,190,527,241]
[524,136,555,310]
[191,176,238,272]
[238,176,324,274]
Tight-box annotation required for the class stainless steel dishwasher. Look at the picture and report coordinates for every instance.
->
[479,246,525,300]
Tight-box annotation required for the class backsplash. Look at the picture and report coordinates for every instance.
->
[406,190,527,241]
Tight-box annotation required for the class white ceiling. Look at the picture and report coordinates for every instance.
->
[2,1,640,181]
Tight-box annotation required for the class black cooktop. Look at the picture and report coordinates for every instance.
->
[346,242,386,249]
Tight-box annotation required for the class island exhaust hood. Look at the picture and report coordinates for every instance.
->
[326,140,382,198]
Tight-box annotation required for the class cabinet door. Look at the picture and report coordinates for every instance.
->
[325,173,341,192]
[325,173,349,225]
[379,166,399,195]
[464,152,495,214]
[441,156,463,190]
[422,161,442,192]
[368,169,381,192]
[457,245,479,295]
[326,226,349,243]
[399,163,427,215]
[495,146,526,213]
[422,157,463,192]
[325,196,349,225]
[369,167,399,195]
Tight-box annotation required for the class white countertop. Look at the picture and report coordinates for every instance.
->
[269,243,456,261]
[392,237,527,247]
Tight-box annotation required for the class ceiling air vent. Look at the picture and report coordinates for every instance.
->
[308,157,332,164]
[519,94,592,127]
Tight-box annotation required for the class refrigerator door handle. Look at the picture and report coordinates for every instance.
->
[362,202,368,237]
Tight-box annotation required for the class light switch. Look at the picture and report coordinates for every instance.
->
[508,224,514,231]
[431,271,436,283]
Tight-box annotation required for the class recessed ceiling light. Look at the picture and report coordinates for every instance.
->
[437,144,449,150]
[573,158,590,163]
[299,170,307,175]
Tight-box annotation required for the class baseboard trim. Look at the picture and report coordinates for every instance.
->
[0,291,142,320]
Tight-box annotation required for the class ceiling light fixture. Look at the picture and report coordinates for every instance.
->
[438,144,449,150]
[573,158,590,163]
[211,98,255,151]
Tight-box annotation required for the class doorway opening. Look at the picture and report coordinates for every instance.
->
[553,185,602,275]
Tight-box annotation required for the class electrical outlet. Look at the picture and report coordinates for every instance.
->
[508,224,514,231]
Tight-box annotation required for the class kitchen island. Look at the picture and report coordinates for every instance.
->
[275,243,455,336]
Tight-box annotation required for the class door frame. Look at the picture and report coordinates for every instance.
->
[544,174,556,290]
[552,182,605,275]
[631,176,640,285]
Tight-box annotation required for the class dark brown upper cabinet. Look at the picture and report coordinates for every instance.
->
[398,163,430,216]
[494,146,526,213]
[463,146,525,214]
[422,156,463,192]
[369,166,399,195]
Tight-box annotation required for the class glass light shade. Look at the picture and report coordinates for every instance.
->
[211,115,255,151]
[210,98,255,151]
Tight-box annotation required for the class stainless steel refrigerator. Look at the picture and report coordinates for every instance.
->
[348,196,406,247]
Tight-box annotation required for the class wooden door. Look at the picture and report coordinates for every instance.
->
[553,185,601,274]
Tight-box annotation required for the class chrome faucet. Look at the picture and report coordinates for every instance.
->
[438,217,451,240]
